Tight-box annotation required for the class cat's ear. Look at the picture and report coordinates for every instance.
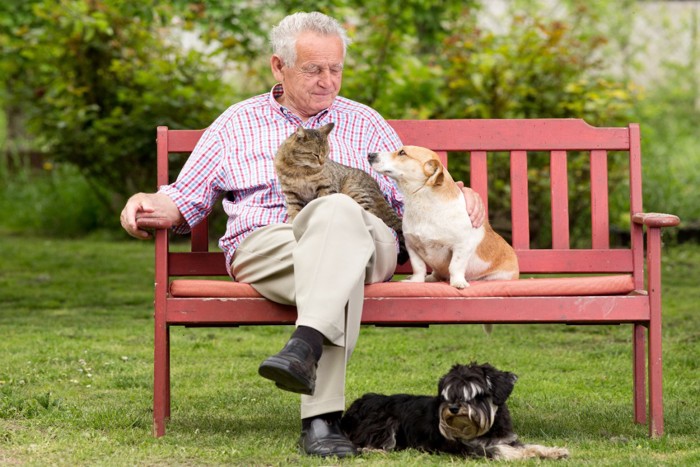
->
[320,122,335,136]
[295,126,307,139]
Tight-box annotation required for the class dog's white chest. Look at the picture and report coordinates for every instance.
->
[403,196,488,278]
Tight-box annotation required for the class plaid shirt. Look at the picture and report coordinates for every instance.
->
[159,84,404,269]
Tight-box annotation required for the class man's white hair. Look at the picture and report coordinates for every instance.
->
[270,11,351,67]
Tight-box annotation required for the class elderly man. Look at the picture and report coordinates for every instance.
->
[121,11,483,458]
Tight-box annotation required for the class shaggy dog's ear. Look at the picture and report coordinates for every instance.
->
[484,365,518,405]
[423,160,444,186]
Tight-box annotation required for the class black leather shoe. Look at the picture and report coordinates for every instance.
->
[258,338,317,395]
[299,417,359,458]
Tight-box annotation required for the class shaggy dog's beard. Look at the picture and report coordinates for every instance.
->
[340,362,569,460]
[438,398,496,441]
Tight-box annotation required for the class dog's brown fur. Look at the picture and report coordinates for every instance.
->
[369,146,518,288]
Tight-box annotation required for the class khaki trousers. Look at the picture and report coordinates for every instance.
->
[230,194,397,418]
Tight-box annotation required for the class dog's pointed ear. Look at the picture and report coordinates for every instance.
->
[423,159,444,186]
[484,365,518,405]
[319,122,335,136]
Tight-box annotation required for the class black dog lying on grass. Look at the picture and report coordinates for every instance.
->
[340,362,569,460]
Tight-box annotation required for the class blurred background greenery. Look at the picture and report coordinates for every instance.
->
[0,0,697,242]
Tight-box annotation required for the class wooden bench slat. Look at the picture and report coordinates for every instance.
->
[590,149,610,248]
[510,150,530,249]
[164,295,649,326]
[389,119,631,151]
[469,151,489,217]
[167,249,635,277]
[550,150,570,249]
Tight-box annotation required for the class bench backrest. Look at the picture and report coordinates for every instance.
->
[156,119,644,288]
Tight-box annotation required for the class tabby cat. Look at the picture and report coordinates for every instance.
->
[274,123,407,263]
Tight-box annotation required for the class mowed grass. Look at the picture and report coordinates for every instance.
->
[0,233,698,466]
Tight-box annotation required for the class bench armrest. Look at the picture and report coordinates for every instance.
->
[632,212,680,228]
[136,217,174,230]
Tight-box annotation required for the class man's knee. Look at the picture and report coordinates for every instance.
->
[304,193,362,216]
[293,194,365,231]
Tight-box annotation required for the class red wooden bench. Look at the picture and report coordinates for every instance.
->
[143,119,679,438]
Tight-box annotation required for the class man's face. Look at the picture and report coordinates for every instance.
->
[271,31,344,120]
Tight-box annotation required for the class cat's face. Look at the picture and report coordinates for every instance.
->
[284,123,334,167]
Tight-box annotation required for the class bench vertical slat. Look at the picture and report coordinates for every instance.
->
[510,151,530,249]
[550,151,570,249]
[629,124,645,290]
[590,150,610,248]
[470,151,489,218]
[435,150,448,167]
[191,221,209,252]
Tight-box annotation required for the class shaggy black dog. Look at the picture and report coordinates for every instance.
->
[340,362,569,460]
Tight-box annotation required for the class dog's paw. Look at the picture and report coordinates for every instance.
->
[402,275,425,283]
[425,273,441,283]
[450,277,469,289]
[495,444,569,460]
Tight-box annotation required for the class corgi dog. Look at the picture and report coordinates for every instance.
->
[368,146,518,288]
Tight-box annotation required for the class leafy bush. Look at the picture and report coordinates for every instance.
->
[635,61,700,233]
[1,0,233,209]
[2,0,694,242]
[0,157,106,237]
[435,12,636,247]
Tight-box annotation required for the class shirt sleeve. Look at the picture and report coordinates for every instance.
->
[158,127,227,234]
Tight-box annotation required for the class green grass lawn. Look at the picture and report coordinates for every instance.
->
[0,234,698,466]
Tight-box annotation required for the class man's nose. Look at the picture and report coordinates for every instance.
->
[317,68,333,85]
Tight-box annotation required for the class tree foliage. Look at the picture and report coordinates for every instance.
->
[1,0,232,206]
[1,0,644,240]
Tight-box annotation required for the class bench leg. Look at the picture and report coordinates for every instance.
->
[648,318,663,437]
[153,321,170,437]
[646,227,664,437]
[633,324,646,425]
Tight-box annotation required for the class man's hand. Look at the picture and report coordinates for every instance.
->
[120,193,184,239]
[456,181,485,228]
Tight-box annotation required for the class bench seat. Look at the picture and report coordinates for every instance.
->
[171,274,635,299]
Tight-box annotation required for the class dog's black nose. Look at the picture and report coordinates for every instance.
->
[368,153,377,163]
[449,405,460,414]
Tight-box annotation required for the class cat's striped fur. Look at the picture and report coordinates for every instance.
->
[274,123,406,262]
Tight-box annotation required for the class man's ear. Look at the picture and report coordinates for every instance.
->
[424,160,444,186]
[271,55,285,82]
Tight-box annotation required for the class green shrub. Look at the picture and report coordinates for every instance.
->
[635,62,700,232]
[436,13,636,247]
[1,0,233,209]
[0,157,106,237]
